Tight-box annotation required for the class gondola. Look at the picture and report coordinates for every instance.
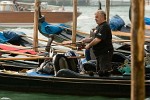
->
[110,6,150,40]
[0,63,150,97]
[1,2,150,97]
[0,50,150,97]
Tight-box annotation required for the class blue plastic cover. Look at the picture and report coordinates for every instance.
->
[145,17,150,25]
[0,31,25,43]
[109,15,125,31]
[40,21,68,35]
[0,31,8,43]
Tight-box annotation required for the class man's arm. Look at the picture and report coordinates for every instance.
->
[81,37,93,43]
[85,38,101,49]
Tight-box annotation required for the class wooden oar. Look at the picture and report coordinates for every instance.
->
[112,39,150,43]
[0,56,84,61]
[112,31,150,38]
[112,39,131,42]
[21,35,77,49]
[112,31,131,37]
[57,25,150,38]
[0,57,50,61]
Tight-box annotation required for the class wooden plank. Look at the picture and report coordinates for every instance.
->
[21,35,77,49]
[33,0,40,52]
[105,0,110,22]
[112,31,150,38]
[112,39,131,42]
[72,0,77,46]
[0,57,50,60]
[131,0,145,99]
[0,56,84,61]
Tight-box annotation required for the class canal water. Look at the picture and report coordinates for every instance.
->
[0,5,150,100]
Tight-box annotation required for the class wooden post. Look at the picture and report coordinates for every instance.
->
[131,0,145,99]
[105,0,110,22]
[33,0,40,52]
[72,0,77,45]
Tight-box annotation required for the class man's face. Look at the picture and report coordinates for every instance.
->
[95,13,102,24]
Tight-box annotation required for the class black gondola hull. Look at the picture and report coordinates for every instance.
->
[0,72,149,97]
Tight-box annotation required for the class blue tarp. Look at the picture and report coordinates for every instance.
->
[0,31,8,43]
[110,15,150,31]
[109,15,125,31]
[145,17,150,25]
[0,31,25,43]
[40,21,68,35]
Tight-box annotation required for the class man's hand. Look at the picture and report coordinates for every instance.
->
[85,44,91,50]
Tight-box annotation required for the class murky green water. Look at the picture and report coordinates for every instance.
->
[0,90,130,100]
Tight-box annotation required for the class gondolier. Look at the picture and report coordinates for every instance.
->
[82,10,114,76]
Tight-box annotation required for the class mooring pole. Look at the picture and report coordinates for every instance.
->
[131,0,145,99]
[105,0,110,22]
[33,0,40,52]
[72,0,77,46]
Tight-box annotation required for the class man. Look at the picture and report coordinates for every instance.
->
[82,10,114,76]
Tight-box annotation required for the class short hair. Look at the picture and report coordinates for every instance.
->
[96,10,106,20]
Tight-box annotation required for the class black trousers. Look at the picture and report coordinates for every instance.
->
[96,51,113,72]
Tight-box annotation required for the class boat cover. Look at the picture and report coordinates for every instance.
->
[39,21,68,36]
[0,31,8,43]
[109,15,125,31]
[145,17,150,25]
[0,31,25,43]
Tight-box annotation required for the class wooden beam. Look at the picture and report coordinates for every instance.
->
[112,31,150,38]
[33,0,40,52]
[72,0,77,46]
[0,57,51,61]
[131,0,145,99]
[105,0,110,22]
[21,35,77,49]
[0,56,84,61]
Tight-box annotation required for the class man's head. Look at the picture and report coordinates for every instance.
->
[95,10,106,25]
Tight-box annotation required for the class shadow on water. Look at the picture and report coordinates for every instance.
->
[0,90,131,100]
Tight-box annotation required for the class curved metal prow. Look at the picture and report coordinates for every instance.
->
[129,6,131,22]
[39,7,42,18]
[38,6,45,22]
[98,0,102,10]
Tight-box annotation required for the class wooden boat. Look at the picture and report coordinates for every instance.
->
[0,58,150,97]
[0,1,149,97]
[0,1,81,25]
[1,30,150,98]
[0,33,149,97]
